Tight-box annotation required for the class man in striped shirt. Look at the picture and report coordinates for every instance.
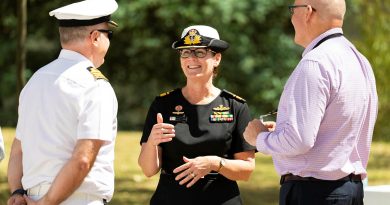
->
[244,0,378,204]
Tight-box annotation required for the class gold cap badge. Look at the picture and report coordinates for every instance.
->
[184,29,202,45]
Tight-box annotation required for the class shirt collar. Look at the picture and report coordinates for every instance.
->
[58,49,94,67]
[302,28,343,57]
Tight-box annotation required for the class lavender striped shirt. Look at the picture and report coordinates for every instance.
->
[256,28,378,180]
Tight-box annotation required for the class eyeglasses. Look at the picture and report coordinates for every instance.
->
[91,29,113,40]
[179,49,216,58]
[98,29,113,40]
[288,5,316,15]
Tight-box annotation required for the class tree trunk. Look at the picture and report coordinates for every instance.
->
[17,0,27,94]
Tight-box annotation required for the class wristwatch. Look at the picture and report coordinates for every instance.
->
[11,188,26,196]
[217,157,226,173]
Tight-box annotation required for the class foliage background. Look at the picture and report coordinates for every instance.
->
[0,0,389,140]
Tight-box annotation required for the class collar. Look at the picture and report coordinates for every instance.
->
[302,28,343,57]
[58,49,94,68]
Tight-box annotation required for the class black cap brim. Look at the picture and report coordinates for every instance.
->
[58,15,118,27]
[172,36,229,53]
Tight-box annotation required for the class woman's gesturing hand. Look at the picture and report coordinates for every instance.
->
[147,113,175,146]
[173,156,215,188]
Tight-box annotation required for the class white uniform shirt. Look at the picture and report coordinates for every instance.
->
[16,49,118,200]
[0,126,5,161]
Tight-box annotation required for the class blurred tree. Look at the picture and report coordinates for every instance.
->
[16,0,27,94]
[352,0,390,140]
[0,0,18,125]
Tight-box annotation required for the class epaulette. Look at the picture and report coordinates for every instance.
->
[158,90,174,98]
[223,89,246,103]
[87,66,108,81]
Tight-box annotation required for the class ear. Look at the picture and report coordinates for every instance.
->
[304,5,315,23]
[214,53,222,66]
[89,30,100,46]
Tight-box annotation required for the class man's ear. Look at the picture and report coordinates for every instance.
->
[89,30,100,46]
[305,5,315,22]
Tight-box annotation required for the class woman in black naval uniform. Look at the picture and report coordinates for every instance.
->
[138,25,256,205]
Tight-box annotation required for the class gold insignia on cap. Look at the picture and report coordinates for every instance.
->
[184,29,202,45]
[87,67,108,81]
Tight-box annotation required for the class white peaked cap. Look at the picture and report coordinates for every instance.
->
[49,0,118,27]
[180,25,220,39]
[172,25,229,52]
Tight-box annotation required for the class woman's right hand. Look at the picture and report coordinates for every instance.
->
[147,113,175,146]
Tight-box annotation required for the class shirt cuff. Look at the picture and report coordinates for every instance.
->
[256,131,271,155]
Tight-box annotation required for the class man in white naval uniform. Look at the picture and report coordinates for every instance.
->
[7,0,119,204]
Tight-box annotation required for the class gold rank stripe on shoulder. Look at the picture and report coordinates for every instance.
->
[87,67,108,81]
[159,90,174,97]
[223,90,246,102]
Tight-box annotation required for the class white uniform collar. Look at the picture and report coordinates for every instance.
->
[58,49,94,68]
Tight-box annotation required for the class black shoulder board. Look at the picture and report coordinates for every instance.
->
[223,89,246,103]
[158,89,174,98]
[87,66,108,81]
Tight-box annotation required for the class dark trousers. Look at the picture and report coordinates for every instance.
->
[280,180,364,205]
[150,173,242,205]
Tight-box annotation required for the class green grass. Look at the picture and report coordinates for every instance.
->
[1,128,390,204]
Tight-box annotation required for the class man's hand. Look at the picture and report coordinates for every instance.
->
[263,121,276,132]
[7,194,26,205]
[244,119,275,146]
[243,119,262,146]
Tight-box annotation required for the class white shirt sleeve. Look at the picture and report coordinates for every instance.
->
[77,81,117,142]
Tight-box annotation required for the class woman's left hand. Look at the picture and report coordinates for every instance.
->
[173,156,213,188]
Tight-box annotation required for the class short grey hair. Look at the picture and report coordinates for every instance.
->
[309,0,346,21]
[59,26,93,44]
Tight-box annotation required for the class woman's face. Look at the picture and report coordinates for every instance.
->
[179,48,221,81]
